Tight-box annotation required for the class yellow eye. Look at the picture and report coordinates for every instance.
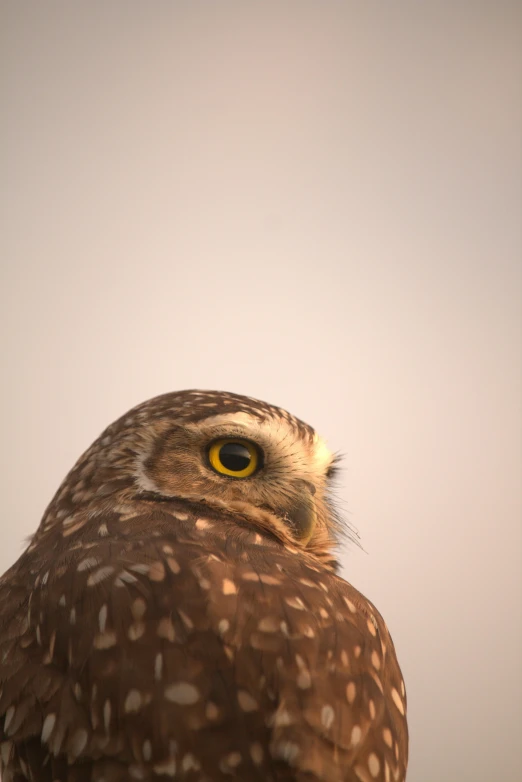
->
[208,439,260,478]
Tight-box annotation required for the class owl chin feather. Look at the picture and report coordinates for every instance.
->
[136,489,302,547]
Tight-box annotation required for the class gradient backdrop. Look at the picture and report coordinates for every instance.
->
[2,2,521,781]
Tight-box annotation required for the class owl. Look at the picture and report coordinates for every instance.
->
[0,390,408,782]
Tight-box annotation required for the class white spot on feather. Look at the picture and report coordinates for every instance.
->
[153,759,176,776]
[88,566,115,586]
[391,687,405,715]
[344,597,357,613]
[98,605,108,633]
[77,557,99,572]
[41,713,56,743]
[368,753,381,778]
[321,705,335,730]
[222,578,237,595]
[101,700,111,733]
[154,653,163,681]
[164,682,200,705]
[350,725,362,746]
[115,570,138,586]
[94,631,117,649]
[285,596,306,610]
[218,619,230,635]
[181,754,200,771]
[124,690,143,713]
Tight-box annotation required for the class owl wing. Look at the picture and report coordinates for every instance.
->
[202,529,409,782]
[0,504,407,782]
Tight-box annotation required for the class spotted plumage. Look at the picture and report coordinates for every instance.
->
[0,390,408,781]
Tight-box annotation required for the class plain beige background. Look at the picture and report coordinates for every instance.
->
[1,2,521,780]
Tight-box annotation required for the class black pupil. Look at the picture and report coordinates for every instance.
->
[219,442,252,472]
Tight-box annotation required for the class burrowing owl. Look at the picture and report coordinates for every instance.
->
[0,390,408,781]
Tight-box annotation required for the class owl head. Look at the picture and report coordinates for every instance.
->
[39,390,349,568]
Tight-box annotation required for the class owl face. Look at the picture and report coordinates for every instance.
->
[38,390,343,567]
[135,408,338,551]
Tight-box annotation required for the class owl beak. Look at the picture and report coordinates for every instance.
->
[290,490,317,544]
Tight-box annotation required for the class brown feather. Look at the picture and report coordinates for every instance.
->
[0,390,408,781]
